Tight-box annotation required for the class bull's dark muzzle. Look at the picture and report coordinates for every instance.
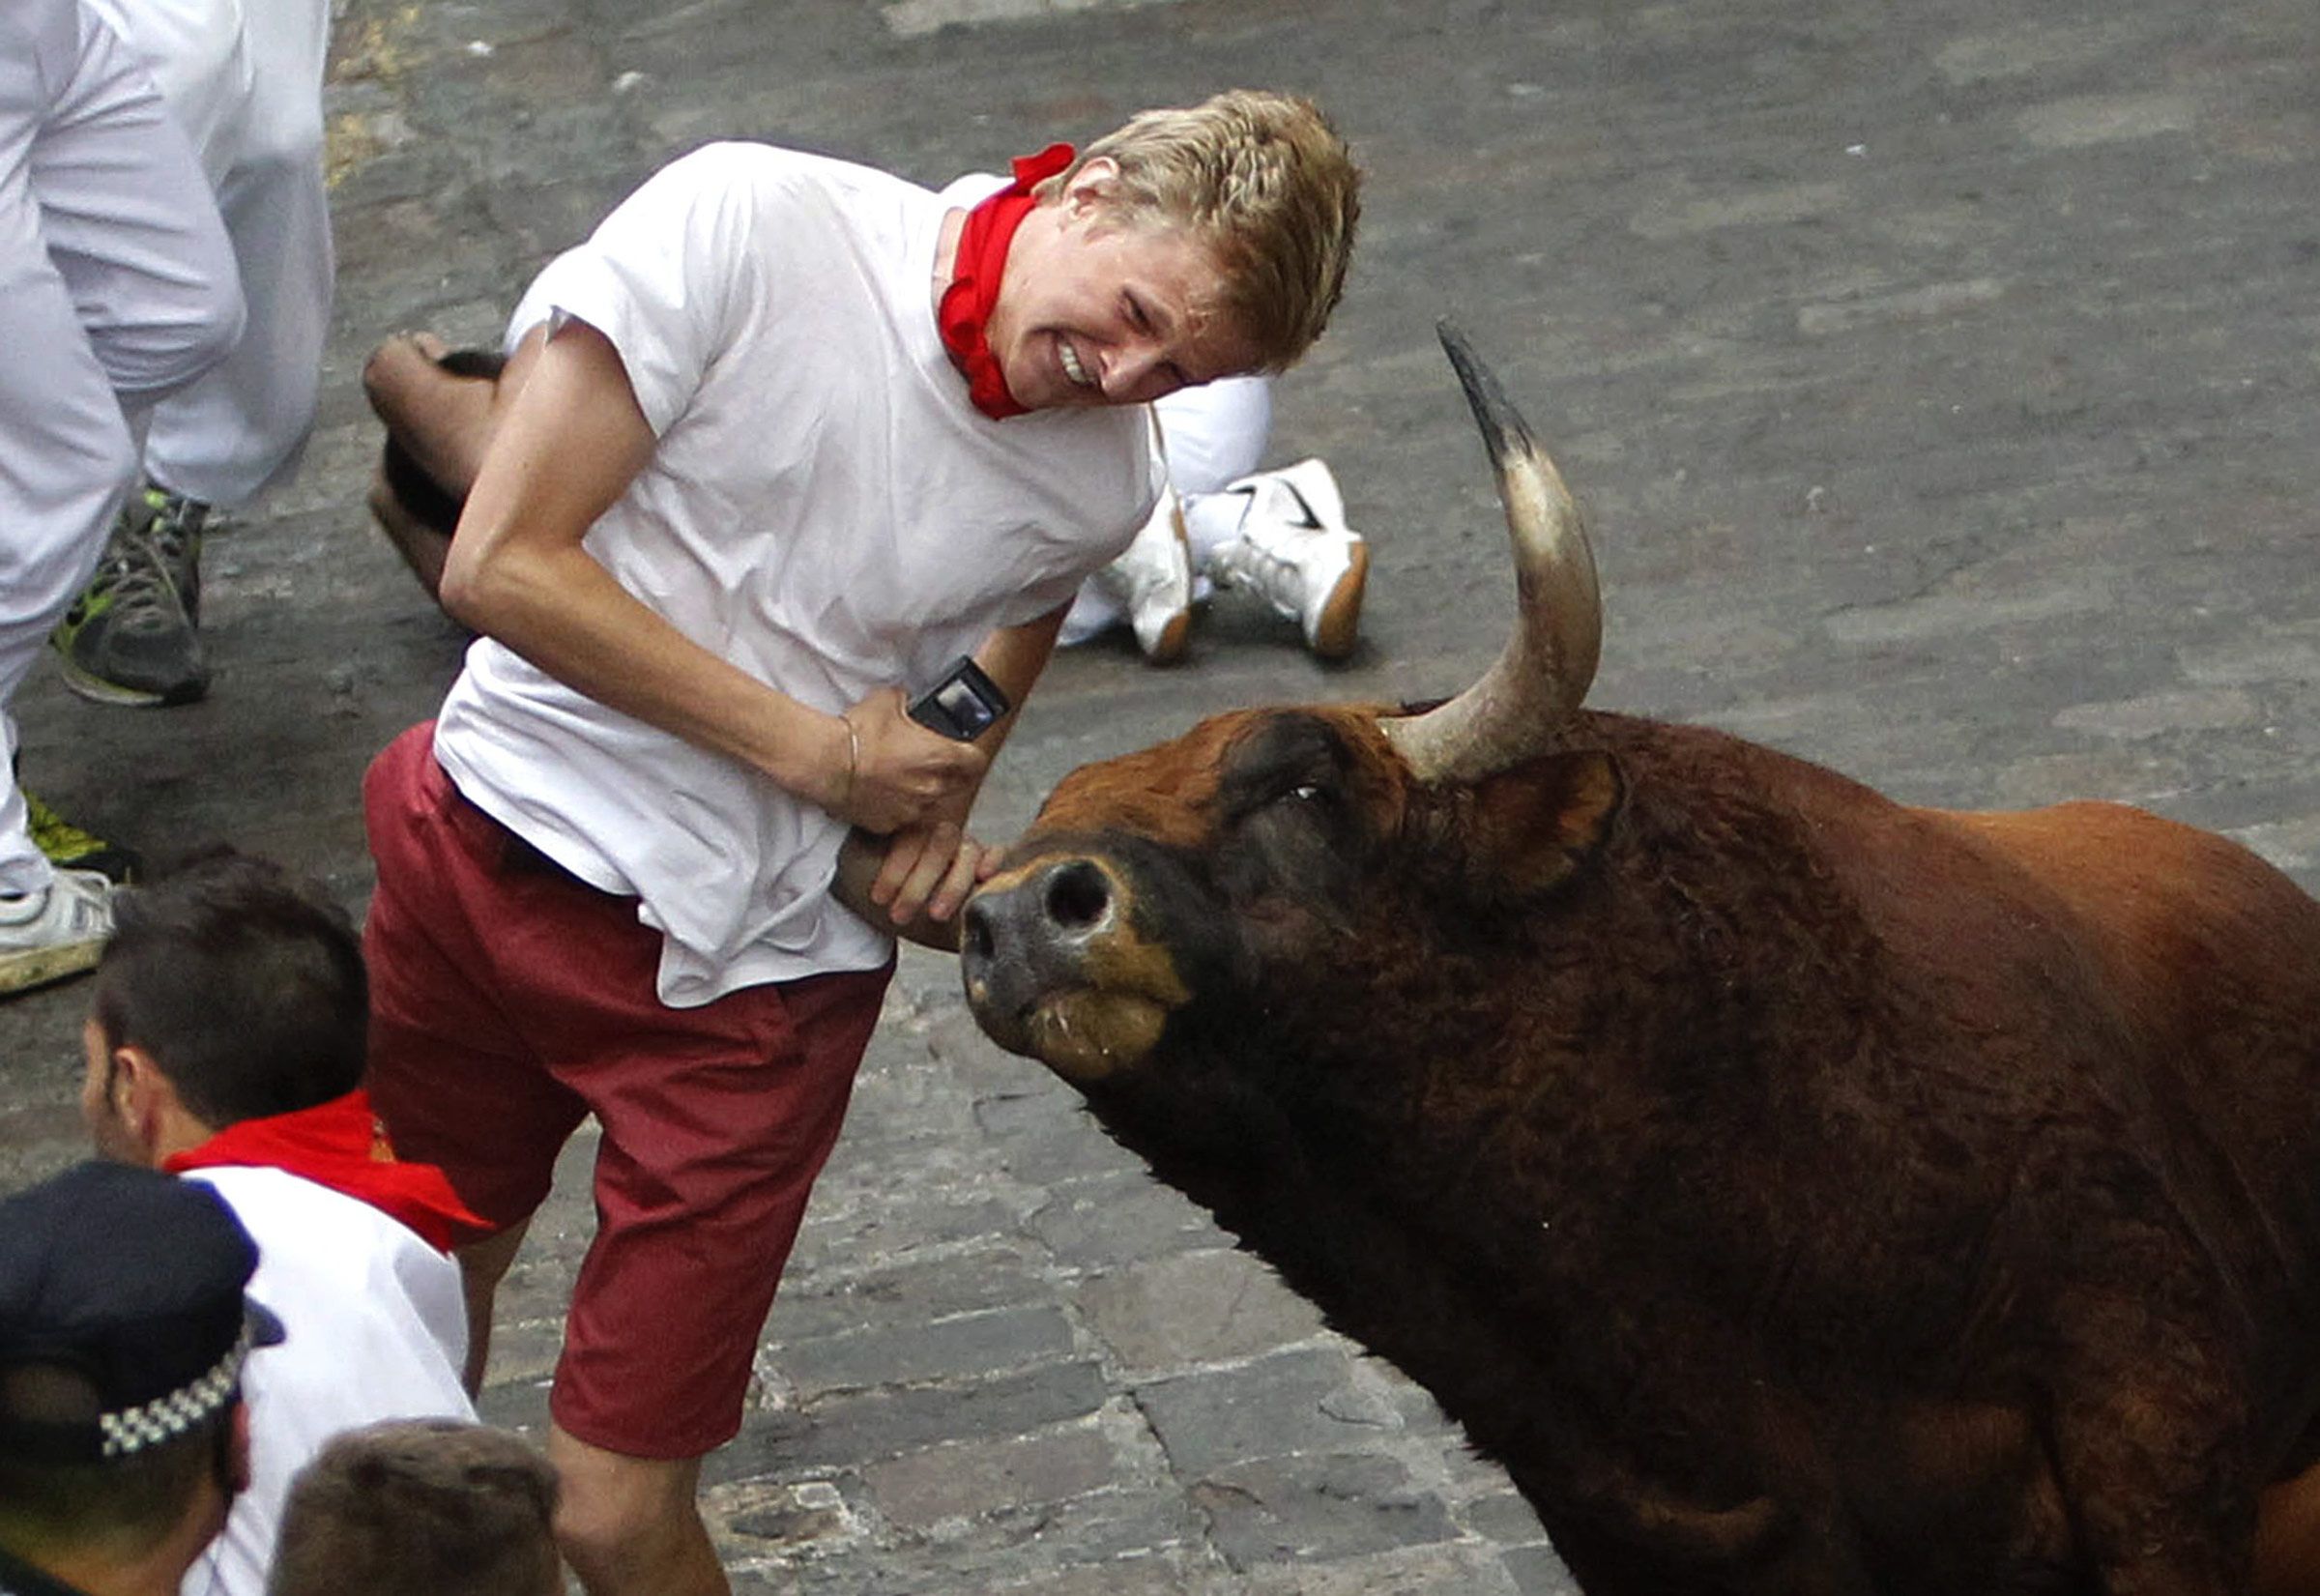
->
[960,856,1118,1007]
[960,854,1188,1082]
[964,857,1115,956]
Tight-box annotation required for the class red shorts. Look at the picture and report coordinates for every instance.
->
[362,722,891,1460]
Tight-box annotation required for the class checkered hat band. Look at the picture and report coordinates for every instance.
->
[96,1324,251,1459]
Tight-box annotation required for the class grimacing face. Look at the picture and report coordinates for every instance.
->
[985,164,1261,412]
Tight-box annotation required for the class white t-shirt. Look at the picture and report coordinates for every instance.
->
[180,1167,474,1596]
[434,143,1158,1006]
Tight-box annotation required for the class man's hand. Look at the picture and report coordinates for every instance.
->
[830,824,995,952]
[876,813,993,927]
[829,687,989,834]
[825,609,1066,947]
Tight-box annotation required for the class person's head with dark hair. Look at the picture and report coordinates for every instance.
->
[266,1419,562,1596]
[80,852,366,1164]
[0,1162,282,1596]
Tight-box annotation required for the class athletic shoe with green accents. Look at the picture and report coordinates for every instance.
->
[51,485,212,707]
[23,790,141,883]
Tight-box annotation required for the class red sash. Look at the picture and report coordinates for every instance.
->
[938,143,1076,420]
[163,1088,485,1255]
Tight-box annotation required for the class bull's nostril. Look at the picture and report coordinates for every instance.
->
[961,900,995,963]
[1044,860,1113,932]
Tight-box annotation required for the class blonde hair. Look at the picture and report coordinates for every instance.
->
[1040,89,1361,372]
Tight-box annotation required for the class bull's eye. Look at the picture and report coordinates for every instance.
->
[1290,783,1323,803]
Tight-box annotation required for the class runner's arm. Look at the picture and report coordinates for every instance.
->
[836,603,1071,947]
[438,317,983,833]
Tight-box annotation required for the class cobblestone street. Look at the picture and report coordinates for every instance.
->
[2,0,2316,1588]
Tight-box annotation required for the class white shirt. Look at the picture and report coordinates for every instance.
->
[435,143,1157,1006]
[180,1167,474,1596]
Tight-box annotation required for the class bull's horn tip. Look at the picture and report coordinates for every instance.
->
[1435,320,1485,383]
[1438,326,1536,471]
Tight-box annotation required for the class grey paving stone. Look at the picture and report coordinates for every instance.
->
[790,1187,1028,1266]
[1503,1543,1587,1596]
[1464,1489,1552,1548]
[863,1424,1118,1528]
[763,1483,1219,1596]
[1025,1168,1238,1271]
[771,1242,1058,1344]
[776,1304,1077,1399]
[1195,1452,1459,1569]
[475,1373,553,1435]
[0,0,2310,1591]
[981,1559,1200,1596]
[1136,1349,1401,1478]
[967,1475,1217,1568]
[708,1474,869,1566]
[1237,1543,1529,1596]
[1074,1249,1326,1377]
[707,1360,1114,1482]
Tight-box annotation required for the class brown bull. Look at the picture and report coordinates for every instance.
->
[958,327,2320,1595]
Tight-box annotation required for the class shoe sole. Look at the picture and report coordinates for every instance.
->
[1131,504,1194,666]
[1143,605,1192,666]
[0,936,104,996]
[1309,539,1370,660]
[53,655,207,708]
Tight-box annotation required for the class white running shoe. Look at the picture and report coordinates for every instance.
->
[1090,484,1194,664]
[1206,458,1368,660]
[0,867,114,996]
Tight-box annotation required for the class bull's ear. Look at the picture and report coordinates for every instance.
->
[1464,749,1623,899]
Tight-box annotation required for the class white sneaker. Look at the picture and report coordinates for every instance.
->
[1091,484,1194,664]
[1206,458,1368,660]
[0,868,114,996]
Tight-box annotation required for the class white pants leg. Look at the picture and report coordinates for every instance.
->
[1162,374,1271,579]
[1156,374,1273,502]
[1062,374,1275,643]
[0,0,240,891]
[108,0,332,507]
[81,0,250,186]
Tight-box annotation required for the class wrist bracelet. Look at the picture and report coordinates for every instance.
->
[838,712,860,810]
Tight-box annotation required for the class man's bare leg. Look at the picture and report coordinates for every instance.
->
[453,1218,532,1397]
[361,325,549,600]
[361,327,546,495]
[366,459,455,598]
[549,1426,727,1596]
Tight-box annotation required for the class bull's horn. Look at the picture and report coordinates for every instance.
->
[1381,323,1602,785]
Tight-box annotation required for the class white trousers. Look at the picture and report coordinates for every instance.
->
[91,0,334,508]
[0,0,241,891]
[1062,373,1273,642]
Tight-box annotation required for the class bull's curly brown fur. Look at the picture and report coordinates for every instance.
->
[964,699,2320,1596]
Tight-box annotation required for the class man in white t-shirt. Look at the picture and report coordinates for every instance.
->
[356,90,1359,1596]
[77,854,480,1596]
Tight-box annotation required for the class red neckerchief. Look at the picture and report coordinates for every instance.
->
[938,142,1076,421]
[162,1088,485,1256]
